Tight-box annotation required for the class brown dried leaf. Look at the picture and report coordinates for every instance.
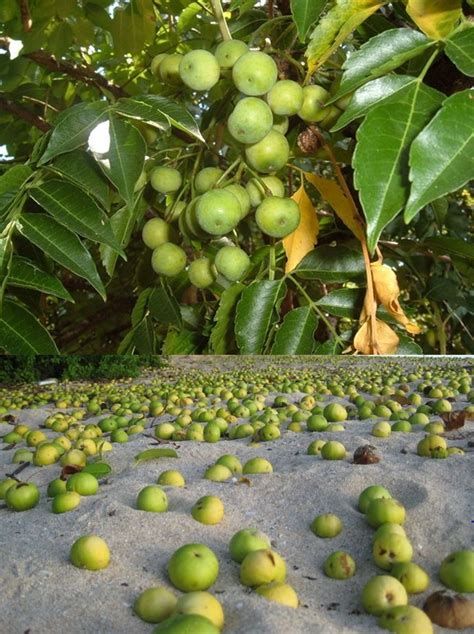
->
[283,183,319,273]
[237,477,252,486]
[353,318,400,354]
[353,445,381,464]
[60,464,83,480]
[371,261,421,334]
[392,395,410,405]
[441,410,468,431]
[0,414,17,423]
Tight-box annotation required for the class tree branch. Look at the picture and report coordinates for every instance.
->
[19,0,32,32]
[210,0,232,41]
[24,51,127,99]
[0,94,50,132]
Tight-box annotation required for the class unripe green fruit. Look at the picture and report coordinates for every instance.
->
[179,50,220,91]
[191,495,224,525]
[246,176,285,207]
[215,39,248,69]
[321,440,346,460]
[242,457,273,474]
[152,614,220,633]
[175,591,224,630]
[13,449,34,463]
[66,472,99,496]
[240,549,286,586]
[232,51,278,96]
[52,491,81,514]
[188,258,216,289]
[47,478,67,497]
[151,243,187,277]
[255,582,299,608]
[134,587,177,624]
[323,551,356,579]
[255,196,300,238]
[358,485,392,513]
[227,97,273,144]
[223,184,251,219]
[377,605,433,634]
[0,478,16,500]
[391,562,430,594]
[142,218,173,249]
[167,543,219,592]
[70,535,110,571]
[195,167,223,194]
[159,54,183,84]
[439,550,474,592]
[137,485,168,513]
[204,464,233,481]
[272,114,289,134]
[151,53,168,78]
[311,513,342,538]
[245,130,290,174]
[5,482,40,511]
[157,470,185,487]
[298,85,331,122]
[195,189,241,235]
[267,80,304,116]
[150,167,182,194]
[229,528,271,563]
[214,246,250,281]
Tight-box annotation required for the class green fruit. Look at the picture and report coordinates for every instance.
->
[175,592,224,629]
[157,470,185,487]
[439,550,474,592]
[323,403,347,422]
[159,54,183,84]
[240,548,286,586]
[110,429,128,443]
[366,498,406,528]
[5,482,40,511]
[167,543,219,592]
[373,534,413,570]
[0,478,16,499]
[215,39,248,69]
[307,439,326,455]
[372,421,392,438]
[311,513,342,538]
[246,176,285,206]
[255,196,300,238]
[242,457,273,474]
[306,414,328,431]
[378,605,433,634]
[66,472,99,496]
[188,258,216,289]
[391,562,430,594]
[70,535,110,571]
[204,464,233,481]
[372,523,406,543]
[267,80,304,116]
[245,130,290,174]
[150,167,182,194]
[321,440,346,460]
[417,434,447,457]
[134,587,177,624]
[358,485,392,513]
[137,485,168,513]
[179,50,220,91]
[362,575,408,615]
[151,53,168,78]
[232,51,278,96]
[143,218,173,249]
[195,167,223,193]
[214,246,250,281]
[227,97,273,144]
[52,491,81,514]
[47,478,67,497]
[223,183,251,219]
[298,85,330,122]
[256,582,299,608]
[272,114,289,134]
[215,454,242,474]
[196,189,241,235]
[323,551,356,579]
[191,496,224,525]
[229,528,271,563]
[152,614,220,634]
[151,243,187,277]
[13,449,34,463]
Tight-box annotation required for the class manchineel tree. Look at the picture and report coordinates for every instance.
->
[0,0,472,355]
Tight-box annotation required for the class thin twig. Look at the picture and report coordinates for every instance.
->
[0,94,50,132]
[210,0,232,41]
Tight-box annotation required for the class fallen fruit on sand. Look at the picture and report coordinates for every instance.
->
[361,575,408,615]
[0,478,16,499]
[373,534,413,570]
[175,591,224,629]
[137,485,169,513]
[134,587,177,624]
[242,457,273,474]
[321,441,346,460]
[372,523,407,543]
[215,454,242,474]
[256,582,299,608]
[439,550,474,592]
[307,439,326,455]
[366,498,406,528]
[390,562,430,594]
[191,496,224,525]
[204,464,233,482]
[229,528,271,563]
[417,434,447,457]
[240,548,286,587]
[52,490,81,514]
[157,470,186,487]
[311,513,343,538]
[323,551,356,579]
[358,485,392,513]
[70,535,110,570]
[167,544,219,592]
[378,605,433,633]
[423,590,474,629]
[152,614,220,634]
[66,472,99,496]
[5,482,40,511]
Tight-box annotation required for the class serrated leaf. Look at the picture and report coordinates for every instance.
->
[272,306,318,354]
[331,29,433,102]
[446,27,474,77]
[316,288,364,318]
[0,298,58,354]
[353,82,444,252]
[107,115,146,208]
[134,448,178,465]
[51,151,110,209]
[235,280,286,354]
[406,0,462,40]
[9,256,73,301]
[149,285,183,326]
[294,245,365,282]
[162,329,200,354]
[209,283,245,354]
[17,213,106,299]
[291,0,328,41]
[29,180,123,254]
[0,165,32,215]
[40,102,109,165]
[283,183,319,273]
[405,90,474,222]
[82,462,112,478]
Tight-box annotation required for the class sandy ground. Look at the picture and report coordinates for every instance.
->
[0,359,473,634]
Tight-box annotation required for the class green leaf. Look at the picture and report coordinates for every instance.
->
[9,256,73,301]
[395,334,423,355]
[17,213,106,299]
[178,2,202,32]
[235,280,286,354]
[100,199,146,277]
[272,306,317,354]
[313,338,344,355]
[29,180,124,254]
[114,95,205,143]
[446,27,474,77]
[291,0,328,41]
[209,283,245,354]
[0,165,32,214]
[82,462,112,478]
[40,102,109,165]
[51,151,110,210]
[315,288,364,319]
[0,298,58,354]
[404,90,474,222]
[423,236,474,262]
[294,245,365,282]
[431,197,449,229]
[162,329,201,354]
[331,29,433,102]
[134,448,178,465]
[131,288,152,327]
[353,82,444,252]
[0,236,12,310]
[331,75,414,131]
[110,6,155,57]
[133,316,155,354]
[149,285,183,327]
[107,115,146,208]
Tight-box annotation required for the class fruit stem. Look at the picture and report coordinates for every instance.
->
[210,0,232,41]
[215,157,242,186]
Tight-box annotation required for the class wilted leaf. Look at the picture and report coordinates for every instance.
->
[134,448,178,464]
[353,317,400,354]
[406,0,462,40]
[283,183,319,273]
[353,444,381,464]
[60,464,82,480]
[441,410,468,430]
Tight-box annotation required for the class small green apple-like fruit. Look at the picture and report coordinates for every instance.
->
[47,478,68,497]
[362,575,408,615]
[142,218,173,250]
[391,562,430,594]
[321,441,346,460]
[439,550,474,592]
[307,439,326,455]
[111,429,128,443]
[372,523,406,543]
[240,549,286,586]
[417,434,447,457]
[311,513,343,538]
[66,472,99,496]
[372,421,392,438]
[214,246,250,282]
[246,175,285,207]
[155,423,176,440]
[150,166,182,194]
[298,85,331,122]
[151,243,187,277]
[378,605,433,634]
[26,430,47,446]
[137,485,168,513]
[0,478,16,500]
[215,39,248,69]
[323,403,348,422]
[373,534,413,570]
[157,470,185,487]
[227,97,273,144]
[204,464,233,482]
[224,184,251,218]
[196,189,241,236]
[70,535,110,571]
[216,454,242,474]
[151,53,168,78]
[175,591,224,629]
[152,614,220,634]
[13,449,34,463]
[52,491,81,514]
[191,496,224,525]
[3,431,23,444]
[179,50,220,91]
[229,528,271,563]
[392,421,412,432]
[5,482,40,511]
[159,54,184,84]
[242,457,273,474]
[358,485,392,513]
[255,196,300,239]
[134,587,177,624]
[323,551,356,579]
[447,447,464,456]
[307,414,328,431]
[256,582,299,608]
[266,80,304,116]
[367,498,406,528]
[167,543,219,592]
[232,51,278,96]
[203,423,221,443]
[258,424,280,441]
[33,443,59,466]
[245,130,290,174]
[194,167,223,194]
[432,399,452,414]
[188,258,216,290]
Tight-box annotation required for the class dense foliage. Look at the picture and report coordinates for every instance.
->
[0,0,472,355]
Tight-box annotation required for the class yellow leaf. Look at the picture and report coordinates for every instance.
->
[353,318,400,354]
[304,172,366,242]
[371,261,421,334]
[283,183,319,273]
[406,0,462,40]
